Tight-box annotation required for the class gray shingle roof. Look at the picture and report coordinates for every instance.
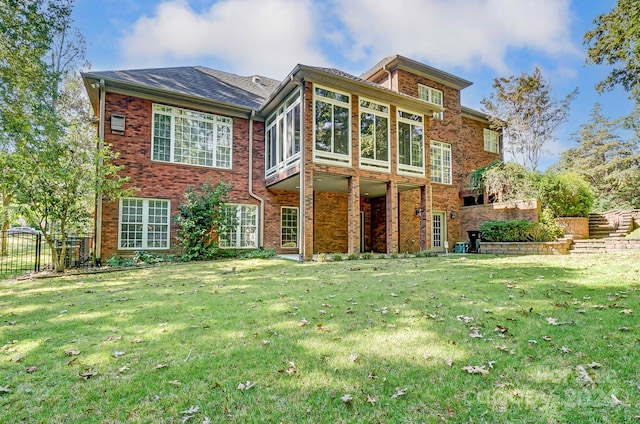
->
[89,66,280,109]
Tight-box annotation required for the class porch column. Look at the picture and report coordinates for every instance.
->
[347,175,360,255]
[302,168,314,261]
[420,185,428,251]
[386,181,398,254]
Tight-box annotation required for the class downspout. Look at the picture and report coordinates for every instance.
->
[95,79,105,265]
[248,110,264,249]
[383,64,393,91]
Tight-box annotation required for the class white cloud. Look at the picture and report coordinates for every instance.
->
[328,0,579,73]
[121,0,326,78]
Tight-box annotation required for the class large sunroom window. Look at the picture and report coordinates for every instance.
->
[119,198,170,250]
[359,98,390,171]
[266,92,301,178]
[152,104,232,169]
[397,110,425,176]
[219,204,258,249]
[430,140,452,184]
[314,85,351,165]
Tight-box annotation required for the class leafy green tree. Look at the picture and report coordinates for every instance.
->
[481,68,577,171]
[2,1,131,271]
[585,0,640,93]
[536,172,594,218]
[175,181,233,260]
[555,103,640,211]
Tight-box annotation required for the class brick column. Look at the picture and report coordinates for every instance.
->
[347,176,360,255]
[386,181,398,254]
[302,170,314,261]
[420,185,428,251]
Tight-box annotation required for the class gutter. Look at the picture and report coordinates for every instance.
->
[296,79,305,262]
[248,110,264,248]
[95,79,105,265]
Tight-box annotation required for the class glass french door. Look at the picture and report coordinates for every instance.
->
[432,211,446,251]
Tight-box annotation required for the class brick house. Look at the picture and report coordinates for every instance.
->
[82,54,502,262]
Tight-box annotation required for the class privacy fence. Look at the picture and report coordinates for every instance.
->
[0,232,93,278]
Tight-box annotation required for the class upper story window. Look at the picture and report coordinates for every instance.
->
[430,140,452,185]
[314,85,351,165]
[483,129,500,154]
[266,92,301,178]
[418,84,444,120]
[152,104,232,169]
[359,98,390,172]
[397,110,425,176]
[119,198,170,250]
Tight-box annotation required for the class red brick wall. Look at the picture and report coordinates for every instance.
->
[459,199,541,241]
[99,93,268,259]
[313,192,348,253]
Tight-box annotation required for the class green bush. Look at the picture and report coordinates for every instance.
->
[480,218,562,242]
[536,172,594,217]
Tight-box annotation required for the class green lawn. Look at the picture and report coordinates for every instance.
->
[1,253,639,423]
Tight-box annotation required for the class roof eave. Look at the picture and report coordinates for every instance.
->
[81,71,257,120]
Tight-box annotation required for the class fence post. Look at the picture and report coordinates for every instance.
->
[34,233,42,272]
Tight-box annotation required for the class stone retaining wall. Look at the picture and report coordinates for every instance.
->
[479,239,573,255]
[554,217,589,239]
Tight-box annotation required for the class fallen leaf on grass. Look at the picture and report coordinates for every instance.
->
[494,325,509,334]
[26,366,37,373]
[11,354,24,362]
[79,370,98,380]
[66,357,78,366]
[169,380,182,386]
[469,328,483,338]
[118,365,129,373]
[542,336,552,341]
[560,346,573,353]
[456,315,474,323]
[154,363,168,370]
[365,394,378,405]
[575,365,595,387]
[298,318,309,327]
[391,387,408,399]
[620,309,633,315]
[64,349,80,356]
[462,365,489,375]
[341,393,353,403]
[611,394,626,406]
[445,358,453,367]
[350,353,360,363]
[278,361,296,376]
[0,385,11,393]
[496,345,514,355]
[112,351,125,358]
[237,381,255,390]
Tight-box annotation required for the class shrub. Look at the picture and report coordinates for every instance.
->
[361,252,373,259]
[536,172,594,217]
[347,253,359,260]
[332,253,343,262]
[480,217,563,243]
[174,180,232,260]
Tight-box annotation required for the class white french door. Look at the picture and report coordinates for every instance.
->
[432,211,446,251]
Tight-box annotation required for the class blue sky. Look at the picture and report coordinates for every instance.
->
[72,0,634,169]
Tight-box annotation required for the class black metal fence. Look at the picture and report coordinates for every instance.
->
[0,232,93,278]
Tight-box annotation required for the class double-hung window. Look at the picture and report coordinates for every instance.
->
[397,110,425,176]
[314,85,351,165]
[219,204,258,249]
[281,207,298,248]
[359,98,390,171]
[119,198,170,250]
[483,129,500,153]
[418,84,444,120]
[266,92,301,178]
[152,104,233,169]
[430,141,452,184]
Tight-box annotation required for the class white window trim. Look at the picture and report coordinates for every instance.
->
[483,128,500,154]
[151,103,233,169]
[118,198,171,250]
[266,91,302,179]
[280,206,299,249]
[430,140,452,185]
[397,109,425,177]
[219,204,258,249]
[312,84,352,167]
[418,84,444,120]
[359,97,391,173]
